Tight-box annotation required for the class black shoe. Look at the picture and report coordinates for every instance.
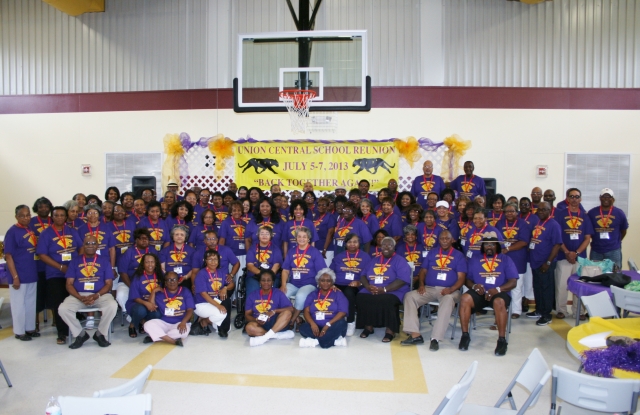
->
[26,331,40,338]
[174,338,184,347]
[522,297,529,313]
[536,317,551,326]
[218,329,229,338]
[495,338,508,356]
[400,335,424,346]
[458,333,470,351]
[189,324,203,336]
[15,334,32,341]
[526,311,541,319]
[143,336,153,344]
[138,323,145,334]
[429,339,439,351]
[93,332,110,347]
[69,332,90,349]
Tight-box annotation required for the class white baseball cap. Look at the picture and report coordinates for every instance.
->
[436,201,449,209]
[600,188,614,197]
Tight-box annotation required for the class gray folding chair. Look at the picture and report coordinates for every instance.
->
[68,307,114,345]
[419,288,462,340]
[0,358,12,387]
[472,301,513,342]
[610,285,640,317]
[580,291,619,320]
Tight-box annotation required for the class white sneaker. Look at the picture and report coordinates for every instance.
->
[85,317,95,329]
[250,335,269,347]
[299,338,319,348]
[275,330,295,340]
[346,322,356,337]
[334,336,347,347]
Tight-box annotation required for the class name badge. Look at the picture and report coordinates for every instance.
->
[96,249,101,255]
[336,240,344,247]
[62,253,72,262]
[315,312,325,321]
[460,239,466,246]
[437,272,447,281]
[374,276,384,284]
[529,242,536,250]
[422,250,429,257]
[165,308,175,316]
[485,277,496,285]
[570,233,579,240]
[466,250,473,259]
[121,247,128,254]
[600,232,610,240]
[345,272,355,281]
[260,262,270,269]
[155,245,161,251]
[174,266,183,275]
[293,271,301,280]
[257,313,268,322]
[34,254,40,260]
[83,282,95,291]
[239,243,245,250]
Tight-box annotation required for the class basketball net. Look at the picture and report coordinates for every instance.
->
[279,89,316,134]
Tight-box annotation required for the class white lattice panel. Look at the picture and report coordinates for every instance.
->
[180,141,447,194]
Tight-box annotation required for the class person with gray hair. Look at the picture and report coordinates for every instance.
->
[77,204,117,278]
[281,226,327,331]
[298,268,349,348]
[395,224,424,287]
[160,224,198,290]
[63,200,83,229]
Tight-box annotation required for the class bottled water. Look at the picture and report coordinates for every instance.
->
[45,396,61,415]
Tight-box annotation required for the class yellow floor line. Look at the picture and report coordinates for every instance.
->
[0,326,14,341]
[112,338,428,394]
[549,317,572,340]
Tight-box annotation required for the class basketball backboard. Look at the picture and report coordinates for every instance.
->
[234,30,370,112]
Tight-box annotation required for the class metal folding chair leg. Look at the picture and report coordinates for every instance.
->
[0,359,12,387]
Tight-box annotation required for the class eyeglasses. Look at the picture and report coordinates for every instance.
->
[204,238,217,242]
[205,257,218,261]
[165,278,179,283]
[568,195,581,199]
[84,242,98,246]
[600,195,613,199]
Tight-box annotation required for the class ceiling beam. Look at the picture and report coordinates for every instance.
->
[42,0,104,17]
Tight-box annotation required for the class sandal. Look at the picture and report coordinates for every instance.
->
[382,333,395,343]
[295,316,304,333]
[139,323,145,334]
[56,336,67,345]
[129,326,137,338]
[360,328,374,338]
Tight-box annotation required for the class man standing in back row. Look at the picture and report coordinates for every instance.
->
[450,161,486,200]
[587,188,628,269]
[411,160,445,210]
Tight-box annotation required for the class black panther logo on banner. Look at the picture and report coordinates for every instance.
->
[352,158,396,174]
[237,158,280,174]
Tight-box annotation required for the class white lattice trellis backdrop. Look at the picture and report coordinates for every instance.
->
[180,142,447,195]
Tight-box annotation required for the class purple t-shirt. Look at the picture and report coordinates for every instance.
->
[282,245,326,288]
[246,220,285,248]
[519,212,541,231]
[377,212,403,238]
[278,208,291,223]
[395,242,425,277]
[528,218,563,270]
[496,217,531,274]
[126,212,145,228]
[421,247,467,287]
[462,224,503,258]
[165,216,193,236]
[36,226,81,279]
[246,243,284,278]
[330,250,371,286]
[436,218,460,241]
[359,253,412,301]
[104,221,134,265]
[65,218,85,230]
[218,217,248,256]
[30,216,52,273]
[245,288,291,320]
[125,272,160,311]
[417,223,444,254]
[553,207,594,261]
[360,214,380,241]
[450,174,486,199]
[467,253,518,290]
[587,206,628,253]
[333,217,373,251]
[77,222,114,255]
[155,287,195,324]
[410,175,446,210]
[65,254,113,293]
[188,224,218,249]
[313,212,337,251]
[136,217,170,253]
[303,289,349,327]
[194,268,231,304]
[117,246,150,278]
[160,244,198,280]
[284,219,319,248]
[4,225,38,283]
[193,245,239,274]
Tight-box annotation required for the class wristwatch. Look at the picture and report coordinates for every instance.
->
[546,261,551,265]
[496,287,501,293]
[326,322,332,327]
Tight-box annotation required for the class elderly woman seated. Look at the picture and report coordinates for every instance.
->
[299,268,349,348]
[125,253,163,338]
[143,271,194,347]
[244,269,295,346]
[356,236,411,342]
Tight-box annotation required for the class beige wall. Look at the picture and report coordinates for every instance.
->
[1,108,638,262]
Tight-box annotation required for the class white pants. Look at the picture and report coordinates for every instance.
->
[510,273,526,315]
[10,282,37,335]
[522,263,534,299]
[195,303,227,328]
[323,250,334,268]
[555,259,578,315]
[232,255,246,301]
[116,282,129,313]
[143,319,191,342]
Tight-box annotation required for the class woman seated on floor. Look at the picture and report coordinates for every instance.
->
[244,269,294,347]
[143,271,194,347]
[356,236,411,343]
[126,253,163,338]
[192,249,234,338]
[299,268,349,349]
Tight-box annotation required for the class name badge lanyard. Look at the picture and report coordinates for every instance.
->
[504,219,518,240]
[260,289,273,312]
[143,272,157,287]
[376,254,394,282]
[423,175,433,192]
[207,268,221,293]
[82,254,98,277]
[37,216,52,232]
[257,242,271,263]
[491,212,503,225]
[483,254,497,273]
[164,287,183,307]
[599,206,613,228]
[462,175,475,191]
[135,246,150,259]
[533,217,552,239]
[174,243,185,263]
[471,225,488,245]
[406,243,418,261]
[149,219,161,241]
[292,219,304,237]
[423,225,436,248]
[346,249,360,270]
[315,213,327,228]
[567,209,581,230]
[439,247,454,269]
[231,216,245,238]
[17,223,37,246]
[317,289,332,310]
[294,244,310,268]
[337,217,355,237]
[380,212,394,228]
[52,226,68,250]
[112,220,128,243]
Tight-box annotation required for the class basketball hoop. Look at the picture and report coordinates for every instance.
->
[279,89,316,134]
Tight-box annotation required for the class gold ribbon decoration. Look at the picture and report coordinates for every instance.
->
[162,133,184,193]
[441,134,472,182]
[393,136,421,169]
[208,134,235,178]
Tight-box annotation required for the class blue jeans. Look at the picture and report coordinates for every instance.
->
[130,303,161,327]
[286,283,316,310]
[590,248,622,269]
[299,319,347,348]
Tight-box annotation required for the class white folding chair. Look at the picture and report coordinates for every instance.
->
[610,285,640,316]
[0,297,4,329]
[550,365,640,415]
[396,361,478,415]
[0,358,12,387]
[628,258,639,272]
[472,301,512,342]
[59,393,152,415]
[68,307,114,345]
[459,348,551,414]
[580,291,619,319]
[93,365,152,397]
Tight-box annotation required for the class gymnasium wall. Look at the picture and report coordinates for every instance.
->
[1,106,638,261]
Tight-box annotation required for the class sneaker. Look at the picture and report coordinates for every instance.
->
[400,335,425,346]
[334,336,347,347]
[458,333,470,351]
[346,322,356,337]
[495,338,508,356]
[536,317,551,326]
[250,335,269,347]
[85,316,95,329]
[299,338,318,348]
[274,330,295,340]
[429,339,439,351]
[69,332,90,349]
[526,311,541,319]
